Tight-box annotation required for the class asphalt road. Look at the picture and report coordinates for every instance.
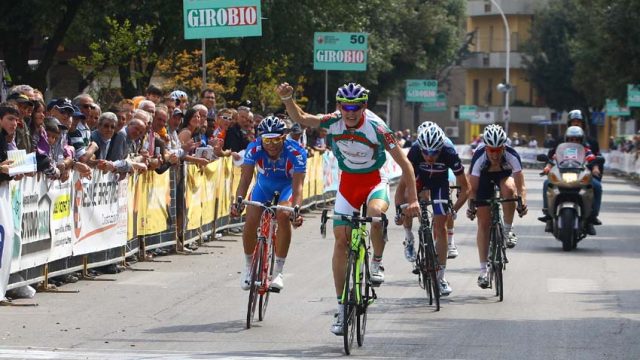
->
[1,169,639,359]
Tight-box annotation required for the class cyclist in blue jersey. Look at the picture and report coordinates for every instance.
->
[395,124,469,296]
[466,124,527,289]
[232,116,306,292]
[276,82,420,335]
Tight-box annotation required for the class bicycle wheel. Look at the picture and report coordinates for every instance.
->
[357,253,368,347]
[246,243,263,329]
[259,238,274,321]
[422,228,440,310]
[342,251,356,355]
[490,225,504,301]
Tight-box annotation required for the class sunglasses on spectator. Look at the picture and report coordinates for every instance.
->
[566,137,582,142]
[261,135,284,145]
[220,115,233,121]
[421,149,440,157]
[340,103,364,112]
[485,146,504,154]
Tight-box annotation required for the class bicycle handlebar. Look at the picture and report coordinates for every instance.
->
[241,199,296,213]
[472,196,522,207]
[320,209,387,239]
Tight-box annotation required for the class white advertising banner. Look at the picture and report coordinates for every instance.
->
[48,179,74,262]
[0,183,15,301]
[11,175,52,271]
[72,171,128,256]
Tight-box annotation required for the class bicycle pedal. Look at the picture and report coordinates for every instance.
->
[412,268,420,275]
[371,281,382,288]
[268,287,280,293]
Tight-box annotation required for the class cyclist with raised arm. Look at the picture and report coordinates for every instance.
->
[276,82,420,335]
[231,116,306,292]
[466,124,527,289]
[394,124,469,296]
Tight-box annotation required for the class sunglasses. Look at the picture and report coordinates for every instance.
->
[486,146,503,154]
[421,149,440,157]
[566,137,582,142]
[340,103,364,112]
[262,135,284,145]
[220,115,233,121]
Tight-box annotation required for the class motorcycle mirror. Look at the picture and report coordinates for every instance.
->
[536,154,549,162]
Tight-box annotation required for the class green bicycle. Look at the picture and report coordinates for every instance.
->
[320,207,386,355]
[471,189,522,302]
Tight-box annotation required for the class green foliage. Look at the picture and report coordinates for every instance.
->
[70,17,157,107]
[525,0,640,111]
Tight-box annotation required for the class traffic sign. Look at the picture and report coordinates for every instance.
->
[627,84,640,107]
[422,92,447,112]
[406,79,438,102]
[313,32,368,71]
[606,99,630,117]
[459,105,477,120]
[183,0,262,39]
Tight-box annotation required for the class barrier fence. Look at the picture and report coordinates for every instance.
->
[0,150,403,299]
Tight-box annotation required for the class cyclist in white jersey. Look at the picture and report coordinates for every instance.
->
[276,82,420,335]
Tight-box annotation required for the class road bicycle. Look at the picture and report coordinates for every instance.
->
[239,193,298,329]
[320,206,386,355]
[471,188,522,302]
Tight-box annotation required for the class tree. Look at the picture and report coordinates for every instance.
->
[70,17,156,107]
[156,50,241,103]
[0,0,84,90]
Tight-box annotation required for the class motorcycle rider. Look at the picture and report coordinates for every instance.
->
[538,126,602,235]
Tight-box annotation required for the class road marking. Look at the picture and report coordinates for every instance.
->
[547,278,598,293]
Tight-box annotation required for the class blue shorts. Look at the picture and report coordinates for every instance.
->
[250,180,293,203]
[416,179,451,216]
[476,170,512,205]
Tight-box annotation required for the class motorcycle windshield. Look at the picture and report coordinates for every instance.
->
[555,142,585,169]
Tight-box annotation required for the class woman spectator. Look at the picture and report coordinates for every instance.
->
[178,109,209,166]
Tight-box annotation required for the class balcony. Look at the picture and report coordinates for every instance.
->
[461,52,525,70]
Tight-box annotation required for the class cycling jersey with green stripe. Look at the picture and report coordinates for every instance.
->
[319,109,397,173]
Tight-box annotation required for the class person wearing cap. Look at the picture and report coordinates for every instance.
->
[72,94,95,145]
[286,122,307,149]
[45,99,91,180]
[6,93,34,152]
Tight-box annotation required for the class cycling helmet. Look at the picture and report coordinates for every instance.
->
[170,90,188,105]
[482,124,507,147]
[335,83,369,103]
[417,121,437,134]
[257,115,287,135]
[417,125,445,152]
[565,126,584,141]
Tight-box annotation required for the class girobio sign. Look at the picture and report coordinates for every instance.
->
[183,0,262,39]
[186,7,258,28]
[313,32,368,71]
[316,50,366,64]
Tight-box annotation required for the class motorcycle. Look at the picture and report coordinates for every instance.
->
[536,143,601,251]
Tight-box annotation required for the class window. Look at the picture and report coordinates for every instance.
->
[473,79,480,105]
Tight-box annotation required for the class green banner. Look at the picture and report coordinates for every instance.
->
[606,99,630,117]
[422,92,447,112]
[183,0,262,39]
[406,79,437,102]
[459,105,477,120]
[627,84,640,108]
[313,32,368,71]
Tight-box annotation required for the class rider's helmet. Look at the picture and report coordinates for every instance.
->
[257,115,287,135]
[169,90,188,105]
[565,125,584,142]
[417,125,446,152]
[482,124,508,147]
[567,109,585,127]
[335,83,369,103]
[417,121,437,134]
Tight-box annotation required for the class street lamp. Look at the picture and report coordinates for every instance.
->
[490,0,511,135]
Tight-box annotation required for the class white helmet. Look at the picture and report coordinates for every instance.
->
[417,121,437,134]
[417,125,445,152]
[482,124,507,147]
[568,109,582,120]
[565,126,584,141]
